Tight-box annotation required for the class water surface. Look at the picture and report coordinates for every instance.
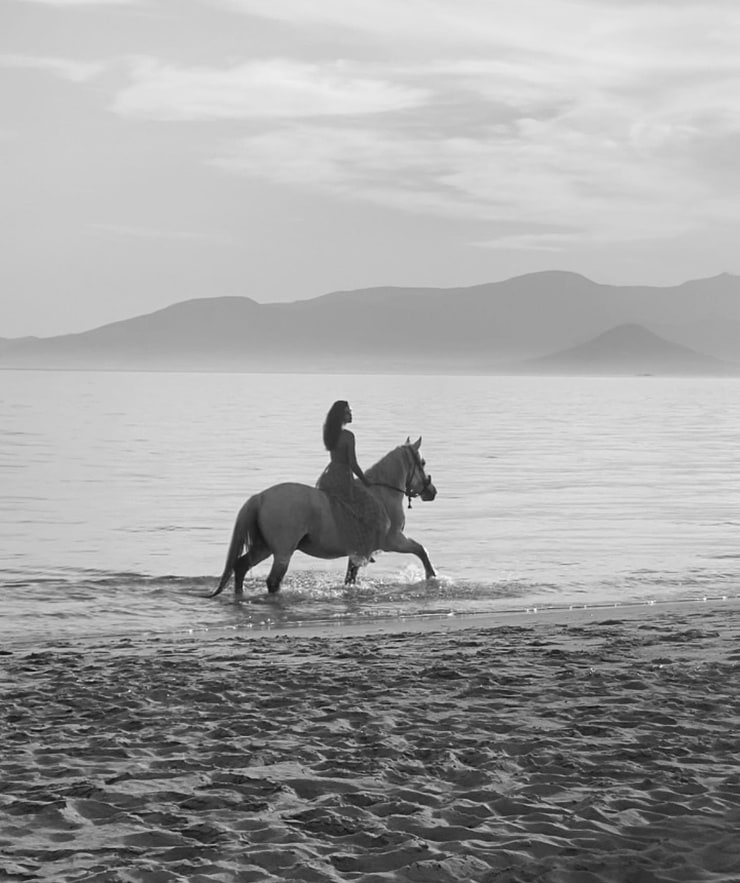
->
[2,370,739,646]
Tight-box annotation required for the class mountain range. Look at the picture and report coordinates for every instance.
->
[1,271,738,375]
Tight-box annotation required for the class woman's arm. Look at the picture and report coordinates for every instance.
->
[344,430,370,485]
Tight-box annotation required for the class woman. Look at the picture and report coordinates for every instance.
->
[317,400,389,561]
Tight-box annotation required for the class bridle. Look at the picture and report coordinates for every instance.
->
[370,445,433,509]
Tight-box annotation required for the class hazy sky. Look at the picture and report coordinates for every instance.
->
[2,0,739,336]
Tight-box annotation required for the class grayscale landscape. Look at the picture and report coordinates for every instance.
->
[3,3,740,883]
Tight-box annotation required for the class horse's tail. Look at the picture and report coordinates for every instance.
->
[208,495,261,598]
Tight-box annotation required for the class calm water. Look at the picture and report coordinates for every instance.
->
[1,370,739,647]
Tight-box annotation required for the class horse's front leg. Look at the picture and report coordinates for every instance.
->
[344,554,377,585]
[344,559,359,585]
[384,534,436,579]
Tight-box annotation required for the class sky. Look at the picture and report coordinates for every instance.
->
[2,0,740,337]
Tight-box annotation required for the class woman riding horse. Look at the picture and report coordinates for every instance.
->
[316,400,390,563]
[210,432,436,596]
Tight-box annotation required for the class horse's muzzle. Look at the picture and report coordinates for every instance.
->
[421,482,437,501]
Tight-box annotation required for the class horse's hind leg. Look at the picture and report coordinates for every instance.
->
[266,555,292,594]
[234,544,271,594]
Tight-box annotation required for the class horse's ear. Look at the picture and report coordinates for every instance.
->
[413,436,422,450]
[405,436,411,445]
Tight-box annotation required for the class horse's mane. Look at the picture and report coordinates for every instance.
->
[365,445,407,484]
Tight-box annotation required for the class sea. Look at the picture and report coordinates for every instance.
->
[1,369,739,650]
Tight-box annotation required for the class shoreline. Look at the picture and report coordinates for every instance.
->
[2,596,739,881]
[3,593,737,657]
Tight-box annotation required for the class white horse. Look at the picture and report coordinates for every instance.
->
[210,437,436,595]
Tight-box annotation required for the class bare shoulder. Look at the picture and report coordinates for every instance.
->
[339,428,355,445]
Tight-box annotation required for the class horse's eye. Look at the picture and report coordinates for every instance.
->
[421,459,426,467]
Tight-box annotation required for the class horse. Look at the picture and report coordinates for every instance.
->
[209,437,437,596]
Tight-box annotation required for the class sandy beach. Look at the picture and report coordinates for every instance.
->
[1,599,739,883]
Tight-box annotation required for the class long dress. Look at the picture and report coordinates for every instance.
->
[317,431,389,559]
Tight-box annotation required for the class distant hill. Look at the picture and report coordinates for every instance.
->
[522,323,728,375]
[0,335,39,355]
[1,271,739,374]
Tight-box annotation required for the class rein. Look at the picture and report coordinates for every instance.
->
[368,446,431,509]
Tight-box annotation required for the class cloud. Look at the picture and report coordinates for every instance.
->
[89,223,232,243]
[216,0,740,60]
[0,54,104,82]
[473,232,586,253]
[14,0,137,6]
[200,0,740,250]
[215,0,578,51]
[112,57,429,120]
[211,102,740,248]
[12,0,736,257]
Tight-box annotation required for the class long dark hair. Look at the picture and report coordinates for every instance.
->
[323,400,349,450]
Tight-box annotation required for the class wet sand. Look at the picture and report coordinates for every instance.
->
[1,599,739,882]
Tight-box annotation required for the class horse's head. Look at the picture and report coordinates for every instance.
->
[404,436,437,502]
